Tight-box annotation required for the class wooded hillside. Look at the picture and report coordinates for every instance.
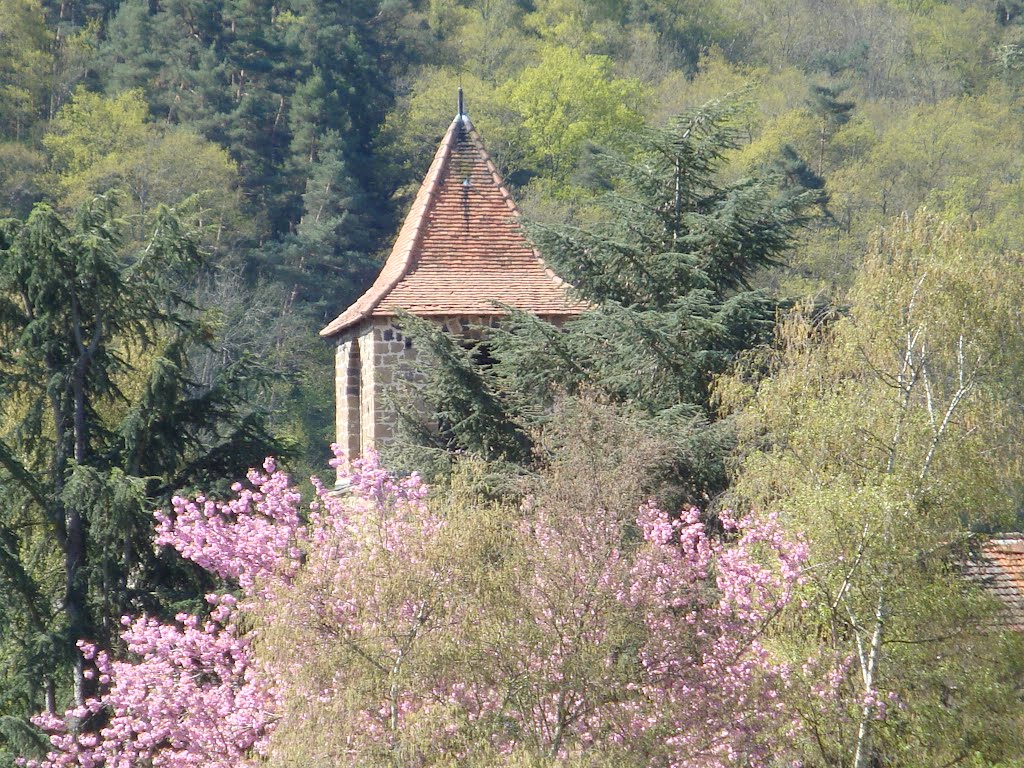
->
[3,0,1024,455]
[3,1,1024,766]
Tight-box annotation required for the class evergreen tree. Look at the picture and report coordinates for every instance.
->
[272,137,377,320]
[773,143,828,209]
[400,104,816,502]
[99,0,419,258]
[808,83,854,176]
[392,314,534,476]
[93,0,424,475]
[0,197,279,751]
[0,0,52,142]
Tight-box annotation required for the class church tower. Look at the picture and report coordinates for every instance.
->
[320,93,583,456]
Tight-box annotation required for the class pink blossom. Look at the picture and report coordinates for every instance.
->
[30,447,827,768]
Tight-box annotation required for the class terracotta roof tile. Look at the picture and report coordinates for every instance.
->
[964,534,1024,631]
[320,114,585,338]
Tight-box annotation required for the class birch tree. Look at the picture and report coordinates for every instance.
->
[721,211,1024,767]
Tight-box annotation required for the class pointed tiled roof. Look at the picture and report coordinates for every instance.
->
[320,111,584,338]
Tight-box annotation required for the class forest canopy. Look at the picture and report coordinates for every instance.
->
[2,0,1024,767]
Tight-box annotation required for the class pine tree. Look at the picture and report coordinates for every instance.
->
[0,197,279,746]
[808,84,854,176]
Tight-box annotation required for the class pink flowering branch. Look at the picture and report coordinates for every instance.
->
[27,447,831,768]
[154,457,307,597]
[26,454,321,768]
[27,597,271,768]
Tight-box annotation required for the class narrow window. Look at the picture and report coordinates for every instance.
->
[345,340,362,456]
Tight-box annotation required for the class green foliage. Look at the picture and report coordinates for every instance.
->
[807,83,854,174]
[399,102,816,504]
[830,94,1021,230]
[721,212,1024,767]
[0,0,1023,762]
[501,46,644,180]
[387,313,533,482]
[0,0,51,142]
[0,198,281,755]
[0,143,46,219]
[43,88,150,179]
[43,88,248,254]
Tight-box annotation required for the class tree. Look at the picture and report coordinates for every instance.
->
[26,456,301,768]
[829,93,1022,239]
[0,142,47,218]
[43,88,248,256]
[721,212,1024,767]
[399,102,817,503]
[501,45,644,181]
[98,0,421,254]
[98,0,295,235]
[807,84,854,176]
[0,0,52,141]
[30,444,815,768]
[0,197,278,740]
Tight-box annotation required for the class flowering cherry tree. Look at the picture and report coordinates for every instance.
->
[29,448,820,768]
[265,453,816,766]
[25,458,306,768]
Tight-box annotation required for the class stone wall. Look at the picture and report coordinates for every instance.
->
[368,318,420,445]
[333,319,421,456]
[333,335,362,457]
[333,313,572,460]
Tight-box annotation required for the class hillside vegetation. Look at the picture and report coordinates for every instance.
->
[3,1,1024,767]
[2,0,1024,445]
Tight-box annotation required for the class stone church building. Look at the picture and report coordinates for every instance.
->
[319,95,584,456]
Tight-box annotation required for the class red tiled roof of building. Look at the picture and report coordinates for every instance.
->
[964,534,1024,631]
[320,112,585,338]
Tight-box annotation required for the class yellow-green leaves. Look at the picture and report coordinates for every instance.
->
[44,88,150,181]
[732,212,1024,522]
[722,212,1024,766]
[43,88,247,251]
[0,0,51,142]
[386,47,644,202]
[501,46,645,179]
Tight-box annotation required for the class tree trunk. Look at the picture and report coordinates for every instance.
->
[853,589,885,768]
[65,306,100,709]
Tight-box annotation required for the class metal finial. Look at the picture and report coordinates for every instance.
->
[458,86,465,118]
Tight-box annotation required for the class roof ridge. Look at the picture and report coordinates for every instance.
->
[319,116,463,337]
[393,118,461,291]
[464,121,578,296]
